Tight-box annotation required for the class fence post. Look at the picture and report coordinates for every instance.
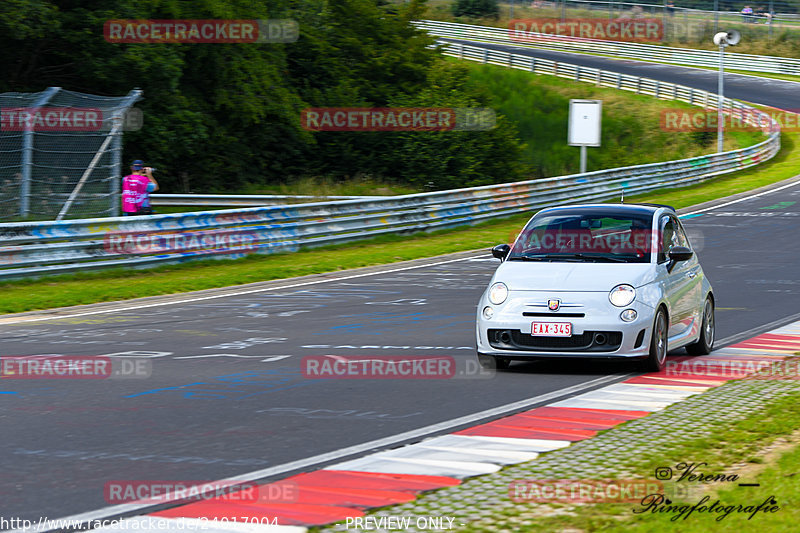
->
[110,122,122,218]
[20,86,60,218]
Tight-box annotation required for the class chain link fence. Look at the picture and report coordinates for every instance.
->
[0,87,142,222]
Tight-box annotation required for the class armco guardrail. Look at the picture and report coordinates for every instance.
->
[415,20,800,76]
[150,194,382,207]
[0,41,780,280]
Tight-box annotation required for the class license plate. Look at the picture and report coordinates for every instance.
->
[531,322,572,337]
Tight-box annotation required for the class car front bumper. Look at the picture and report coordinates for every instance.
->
[476,290,655,360]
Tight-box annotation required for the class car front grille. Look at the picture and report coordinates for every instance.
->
[488,329,622,352]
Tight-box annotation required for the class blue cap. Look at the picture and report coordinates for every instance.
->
[132,160,144,170]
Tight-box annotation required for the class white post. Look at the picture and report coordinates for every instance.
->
[718,44,725,153]
[580,146,587,174]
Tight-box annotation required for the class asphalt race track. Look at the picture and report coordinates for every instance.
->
[441,38,800,111]
[2,178,800,522]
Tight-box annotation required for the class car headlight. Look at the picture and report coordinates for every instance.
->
[609,284,636,307]
[488,282,508,305]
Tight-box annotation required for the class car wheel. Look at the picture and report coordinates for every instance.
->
[477,353,511,370]
[686,296,715,356]
[643,307,668,372]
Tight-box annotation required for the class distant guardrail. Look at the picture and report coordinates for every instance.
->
[150,194,382,207]
[0,40,780,280]
[415,19,800,76]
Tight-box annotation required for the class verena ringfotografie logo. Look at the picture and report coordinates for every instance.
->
[104,19,298,43]
[302,355,494,380]
[104,480,298,504]
[510,18,663,43]
[301,108,496,132]
[1,107,143,132]
[104,230,258,255]
[660,109,793,132]
[0,356,151,379]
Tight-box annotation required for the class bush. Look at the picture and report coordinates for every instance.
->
[452,0,500,18]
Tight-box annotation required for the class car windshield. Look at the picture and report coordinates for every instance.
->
[508,211,654,263]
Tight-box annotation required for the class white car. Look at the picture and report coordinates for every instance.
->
[476,204,714,371]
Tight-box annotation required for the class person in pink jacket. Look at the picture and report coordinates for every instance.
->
[122,159,159,216]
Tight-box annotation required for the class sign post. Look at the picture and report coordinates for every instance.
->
[568,99,602,174]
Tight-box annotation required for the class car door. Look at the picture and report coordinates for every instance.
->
[674,217,704,334]
[658,215,694,338]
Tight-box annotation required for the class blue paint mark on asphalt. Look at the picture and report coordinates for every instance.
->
[123,370,315,400]
[679,214,705,219]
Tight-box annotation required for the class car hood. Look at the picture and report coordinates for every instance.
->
[494,261,656,292]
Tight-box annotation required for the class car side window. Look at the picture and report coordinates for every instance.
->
[658,217,675,263]
[674,218,691,249]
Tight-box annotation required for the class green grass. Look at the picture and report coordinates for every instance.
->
[464,64,762,177]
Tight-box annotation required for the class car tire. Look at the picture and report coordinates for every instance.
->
[477,353,510,370]
[642,307,668,372]
[686,296,715,356]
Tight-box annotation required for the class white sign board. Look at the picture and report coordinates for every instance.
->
[568,100,602,147]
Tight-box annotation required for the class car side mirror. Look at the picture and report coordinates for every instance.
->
[667,246,693,272]
[492,244,511,261]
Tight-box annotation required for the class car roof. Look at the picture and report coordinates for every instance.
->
[537,203,674,217]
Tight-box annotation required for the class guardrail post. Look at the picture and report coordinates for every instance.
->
[636,78,641,94]
[575,66,580,81]
[508,53,513,68]
[482,49,488,63]
[689,89,694,105]
[458,43,463,60]
[530,57,536,73]
[553,62,558,76]
[596,70,602,86]
[673,85,678,99]
[655,81,660,98]
[616,73,621,89]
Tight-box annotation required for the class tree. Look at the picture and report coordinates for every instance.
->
[452,0,500,18]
